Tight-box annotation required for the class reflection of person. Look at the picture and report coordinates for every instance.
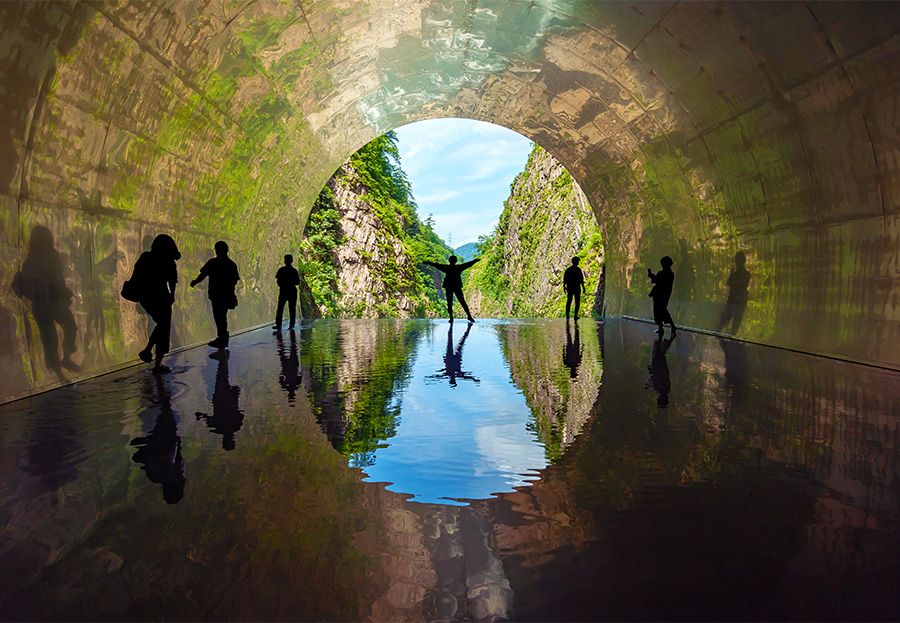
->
[562,320,583,379]
[131,234,180,374]
[191,241,240,349]
[429,322,479,387]
[130,375,185,504]
[274,254,301,331]
[195,350,244,450]
[718,251,751,335]
[11,225,79,377]
[276,329,301,404]
[423,255,480,323]
[647,335,674,407]
[647,256,677,336]
[563,257,586,319]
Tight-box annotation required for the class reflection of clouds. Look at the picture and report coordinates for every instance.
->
[360,321,549,504]
[474,423,547,488]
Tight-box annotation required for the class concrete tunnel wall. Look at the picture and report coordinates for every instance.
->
[0,0,898,402]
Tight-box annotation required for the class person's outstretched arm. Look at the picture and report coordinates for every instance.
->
[424,260,449,272]
[459,258,481,270]
[190,261,210,287]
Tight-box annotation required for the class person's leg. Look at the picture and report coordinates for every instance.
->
[573,291,581,319]
[32,306,60,371]
[211,301,228,345]
[153,304,172,372]
[566,291,572,318]
[666,307,677,333]
[455,289,474,322]
[653,299,664,334]
[287,290,297,327]
[275,291,286,328]
[446,289,454,321]
[55,303,78,369]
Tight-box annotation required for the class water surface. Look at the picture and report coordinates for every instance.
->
[0,318,896,621]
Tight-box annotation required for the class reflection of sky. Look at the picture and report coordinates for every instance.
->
[359,320,547,505]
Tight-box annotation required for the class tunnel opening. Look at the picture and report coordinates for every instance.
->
[298,118,606,320]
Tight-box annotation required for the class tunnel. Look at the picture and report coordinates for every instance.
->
[1,3,900,619]
[1,0,898,402]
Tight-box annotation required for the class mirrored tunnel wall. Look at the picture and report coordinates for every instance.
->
[1,1,898,400]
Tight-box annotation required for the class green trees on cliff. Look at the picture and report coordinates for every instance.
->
[300,136,603,319]
[300,131,452,317]
[466,144,604,317]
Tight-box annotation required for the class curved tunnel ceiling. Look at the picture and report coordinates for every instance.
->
[0,0,898,399]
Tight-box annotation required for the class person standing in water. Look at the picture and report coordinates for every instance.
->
[190,241,240,349]
[647,255,677,336]
[423,255,480,322]
[274,254,300,331]
[563,257,586,319]
[128,234,180,374]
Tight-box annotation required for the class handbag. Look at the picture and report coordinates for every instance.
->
[121,279,142,302]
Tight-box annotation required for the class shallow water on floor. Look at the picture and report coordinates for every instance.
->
[0,318,897,620]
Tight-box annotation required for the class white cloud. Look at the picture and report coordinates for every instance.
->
[393,118,533,245]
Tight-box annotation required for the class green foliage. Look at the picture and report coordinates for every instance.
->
[302,132,452,317]
[468,144,605,317]
[299,187,343,316]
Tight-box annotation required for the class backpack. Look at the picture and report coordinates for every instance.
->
[121,254,146,302]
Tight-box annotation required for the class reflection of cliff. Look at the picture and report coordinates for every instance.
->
[495,320,602,460]
[298,319,426,463]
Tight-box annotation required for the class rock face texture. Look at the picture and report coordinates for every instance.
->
[468,146,604,318]
[1,1,899,399]
[318,165,425,318]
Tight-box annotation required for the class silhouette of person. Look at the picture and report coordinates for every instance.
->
[429,322,479,387]
[195,350,244,451]
[647,334,674,407]
[190,241,239,349]
[718,251,751,335]
[562,321,583,379]
[563,256,586,319]
[129,233,180,374]
[11,226,79,379]
[647,256,677,336]
[423,255,480,322]
[274,254,300,331]
[276,329,301,404]
[130,375,185,504]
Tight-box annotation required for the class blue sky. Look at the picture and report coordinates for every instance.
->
[393,118,533,248]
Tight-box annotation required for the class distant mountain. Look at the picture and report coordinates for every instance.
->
[454,242,479,262]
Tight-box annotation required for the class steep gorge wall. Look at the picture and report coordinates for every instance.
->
[468,146,604,318]
[300,137,451,319]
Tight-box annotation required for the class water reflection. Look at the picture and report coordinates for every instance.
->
[130,375,185,504]
[195,351,244,451]
[276,330,301,404]
[0,318,897,620]
[427,321,479,387]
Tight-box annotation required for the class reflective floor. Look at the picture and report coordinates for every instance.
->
[0,318,897,621]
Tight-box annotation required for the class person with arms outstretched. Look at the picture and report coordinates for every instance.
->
[647,255,677,336]
[424,255,480,322]
[274,254,301,331]
[563,256,586,319]
[190,241,240,349]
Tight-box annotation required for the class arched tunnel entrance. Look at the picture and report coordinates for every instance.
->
[0,3,899,620]
[1,0,898,400]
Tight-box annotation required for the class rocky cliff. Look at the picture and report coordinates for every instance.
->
[300,133,450,318]
[467,145,604,317]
